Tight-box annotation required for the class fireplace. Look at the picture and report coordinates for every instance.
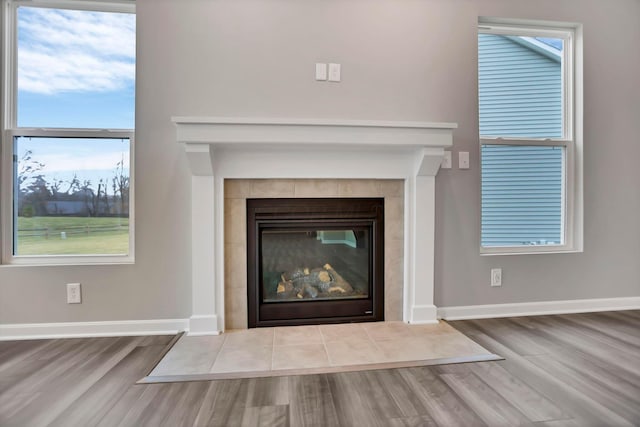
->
[173,117,456,335]
[247,198,384,327]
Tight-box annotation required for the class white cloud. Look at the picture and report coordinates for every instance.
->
[18,7,135,95]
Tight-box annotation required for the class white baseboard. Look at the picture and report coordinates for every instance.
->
[437,296,640,321]
[0,318,189,341]
[408,304,439,324]
[188,314,221,336]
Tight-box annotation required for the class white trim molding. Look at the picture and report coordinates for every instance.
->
[0,318,189,341]
[478,19,583,256]
[188,314,221,336]
[173,117,457,334]
[437,296,640,321]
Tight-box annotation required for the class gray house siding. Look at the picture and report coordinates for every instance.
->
[479,34,563,246]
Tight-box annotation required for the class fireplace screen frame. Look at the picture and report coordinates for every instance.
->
[247,198,384,328]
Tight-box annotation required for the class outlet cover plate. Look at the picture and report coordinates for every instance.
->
[67,283,82,304]
[490,269,502,287]
[441,151,452,169]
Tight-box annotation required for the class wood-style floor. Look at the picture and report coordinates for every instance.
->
[1,310,639,426]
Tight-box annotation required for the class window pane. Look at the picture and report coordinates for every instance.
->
[17,7,135,129]
[478,34,563,139]
[481,145,563,247]
[13,137,130,256]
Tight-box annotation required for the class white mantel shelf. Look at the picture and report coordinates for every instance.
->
[173,116,457,148]
[173,117,457,335]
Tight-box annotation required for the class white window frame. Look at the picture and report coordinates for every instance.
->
[478,18,583,255]
[0,0,136,265]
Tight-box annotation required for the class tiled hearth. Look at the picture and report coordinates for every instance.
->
[224,178,404,329]
[174,117,456,334]
[145,321,501,381]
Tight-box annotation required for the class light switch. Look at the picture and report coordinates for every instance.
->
[441,151,452,169]
[328,63,341,82]
[315,63,327,81]
[459,151,470,169]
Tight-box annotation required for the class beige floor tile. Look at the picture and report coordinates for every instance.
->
[148,321,496,378]
[406,321,462,337]
[250,179,295,197]
[224,328,274,349]
[325,338,386,366]
[293,179,339,197]
[151,335,224,376]
[374,330,490,362]
[337,179,381,197]
[274,325,323,346]
[224,198,246,244]
[378,179,404,197]
[361,321,415,341]
[211,344,273,373]
[225,179,251,198]
[373,337,436,362]
[272,343,330,370]
[431,334,491,357]
[319,323,367,343]
[225,289,248,330]
[224,243,247,289]
[385,214,404,242]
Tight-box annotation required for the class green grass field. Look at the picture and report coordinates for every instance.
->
[16,216,129,255]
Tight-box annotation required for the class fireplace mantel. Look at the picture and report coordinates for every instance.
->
[173,117,457,335]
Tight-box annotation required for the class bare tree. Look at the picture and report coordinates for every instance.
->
[17,150,48,216]
[48,178,64,197]
[25,175,51,216]
[66,174,81,195]
[112,155,129,216]
[99,178,111,213]
[80,180,97,216]
[17,150,45,187]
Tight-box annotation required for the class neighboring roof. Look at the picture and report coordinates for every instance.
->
[536,37,563,50]
[507,36,563,62]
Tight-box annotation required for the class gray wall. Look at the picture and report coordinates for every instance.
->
[1,0,639,324]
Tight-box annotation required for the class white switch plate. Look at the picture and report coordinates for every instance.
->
[441,151,452,169]
[315,63,327,81]
[459,151,470,169]
[328,63,341,82]
[67,283,82,304]
[490,269,502,287]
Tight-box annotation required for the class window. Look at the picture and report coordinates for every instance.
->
[1,0,135,264]
[478,19,583,255]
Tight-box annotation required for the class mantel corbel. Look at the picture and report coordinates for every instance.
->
[184,143,214,176]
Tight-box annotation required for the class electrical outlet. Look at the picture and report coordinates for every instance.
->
[490,269,502,287]
[67,283,82,304]
[459,151,470,169]
[441,151,452,169]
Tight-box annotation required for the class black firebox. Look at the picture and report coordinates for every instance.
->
[246,198,384,328]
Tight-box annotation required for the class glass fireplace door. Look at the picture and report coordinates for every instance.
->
[247,198,384,328]
[261,227,370,303]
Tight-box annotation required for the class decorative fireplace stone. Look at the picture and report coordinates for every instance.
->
[174,117,456,335]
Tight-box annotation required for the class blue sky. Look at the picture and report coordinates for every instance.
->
[16,6,135,191]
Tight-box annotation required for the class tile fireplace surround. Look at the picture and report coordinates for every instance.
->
[174,117,457,335]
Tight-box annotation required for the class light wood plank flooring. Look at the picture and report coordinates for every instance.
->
[1,310,639,426]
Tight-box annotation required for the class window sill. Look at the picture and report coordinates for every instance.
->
[480,246,583,256]
[1,254,135,267]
